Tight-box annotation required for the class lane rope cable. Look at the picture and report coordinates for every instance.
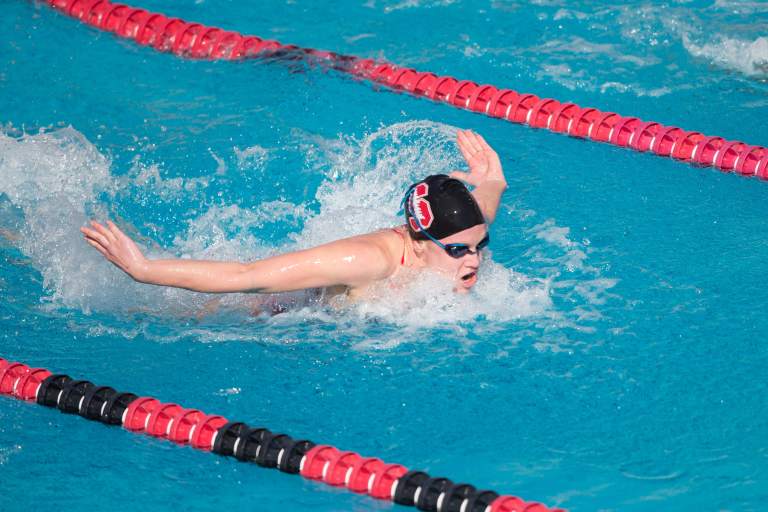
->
[40,0,768,180]
[0,356,564,512]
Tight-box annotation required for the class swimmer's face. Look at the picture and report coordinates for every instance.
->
[419,224,487,293]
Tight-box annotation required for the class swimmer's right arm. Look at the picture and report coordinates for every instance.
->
[451,129,507,224]
[81,220,394,293]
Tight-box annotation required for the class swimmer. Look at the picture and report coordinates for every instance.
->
[81,129,507,299]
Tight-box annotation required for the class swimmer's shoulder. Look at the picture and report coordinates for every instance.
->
[323,227,406,301]
[356,226,408,269]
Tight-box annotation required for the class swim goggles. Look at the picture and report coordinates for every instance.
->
[401,186,490,259]
[426,230,490,258]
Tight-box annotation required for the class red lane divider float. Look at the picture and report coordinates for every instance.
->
[42,0,768,180]
[0,357,565,511]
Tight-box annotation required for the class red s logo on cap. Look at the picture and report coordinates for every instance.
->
[408,183,434,232]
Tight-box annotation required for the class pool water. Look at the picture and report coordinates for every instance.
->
[1,1,767,510]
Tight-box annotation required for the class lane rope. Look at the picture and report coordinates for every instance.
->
[41,0,768,180]
[0,357,565,512]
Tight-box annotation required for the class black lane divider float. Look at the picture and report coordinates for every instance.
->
[0,357,564,512]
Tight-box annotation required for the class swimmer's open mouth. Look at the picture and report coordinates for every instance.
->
[461,271,476,281]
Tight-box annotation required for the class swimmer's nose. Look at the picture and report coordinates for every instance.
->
[465,250,481,266]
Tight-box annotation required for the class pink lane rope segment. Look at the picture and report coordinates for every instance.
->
[43,0,768,180]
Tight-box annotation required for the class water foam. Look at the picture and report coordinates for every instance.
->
[0,127,301,318]
[683,35,768,78]
[0,127,115,309]
[233,144,269,171]
[297,120,461,247]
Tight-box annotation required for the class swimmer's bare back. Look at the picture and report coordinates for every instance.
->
[80,220,414,298]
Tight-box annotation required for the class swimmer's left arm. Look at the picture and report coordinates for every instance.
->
[450,129,508,224]
[81,220,393,294]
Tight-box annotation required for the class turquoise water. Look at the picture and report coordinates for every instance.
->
[1,1,767,510]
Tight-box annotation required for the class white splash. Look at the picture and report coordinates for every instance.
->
[530,220,588,272]
[683,34,768,78]
[125,161,211,200]
[215,387,241,396]
[0,127,302,317]
[348,262,552,327]
[0,127,114,308]
[295,120,461,249]
[233,145,269,171]
[0,445,23,466]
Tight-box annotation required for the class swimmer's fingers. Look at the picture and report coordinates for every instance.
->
[91,220,117,244]
[84,234,132,275]
[461,129,484,153]
[457,129,480,153]
[457,131,485,167]
[474,133,501,166]
[457,131,474,163]
[106,221,146,261]
[81,229,113,262]
[106,220,131,244]
[81,225,111,248]
[467,132,505,182]
[85,238,109,259]
[81,229,108,249]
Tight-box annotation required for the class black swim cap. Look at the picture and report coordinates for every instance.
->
[402,174,485,240]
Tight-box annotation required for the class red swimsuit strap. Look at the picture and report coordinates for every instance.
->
[391,228,406,266]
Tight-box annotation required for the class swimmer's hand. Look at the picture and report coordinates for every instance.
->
[80,220,149,281]
[451,129,507,189]
[451,129,507,224]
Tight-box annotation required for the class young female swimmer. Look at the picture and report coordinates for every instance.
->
[81,130,507,299]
